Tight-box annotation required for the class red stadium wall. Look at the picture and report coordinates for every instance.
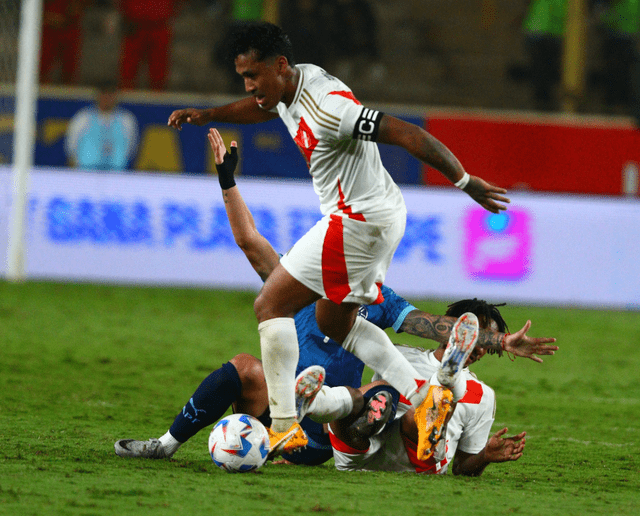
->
[422,112,640,196]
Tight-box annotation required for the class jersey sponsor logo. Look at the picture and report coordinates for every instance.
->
[353,108,382,141]
[357,306,369,319]
[294,117,319,166]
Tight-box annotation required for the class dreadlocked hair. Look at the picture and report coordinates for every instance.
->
[445,298,509,356]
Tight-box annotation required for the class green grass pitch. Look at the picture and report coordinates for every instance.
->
[1,280,639,515]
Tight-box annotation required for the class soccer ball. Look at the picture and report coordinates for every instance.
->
[208,414,270,473]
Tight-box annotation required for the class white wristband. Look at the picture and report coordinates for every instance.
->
[454,172,470,189]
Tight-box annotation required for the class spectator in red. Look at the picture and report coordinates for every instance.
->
[116,0,183,90]
[40,0,88,85]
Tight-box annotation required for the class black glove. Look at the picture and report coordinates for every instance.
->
[216,145,238,190]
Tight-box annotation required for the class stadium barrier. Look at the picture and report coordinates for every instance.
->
[1,87,639,194]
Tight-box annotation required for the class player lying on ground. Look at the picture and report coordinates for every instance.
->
[114,132,557,463]
[329,298,526,476]
[168,22,512,459]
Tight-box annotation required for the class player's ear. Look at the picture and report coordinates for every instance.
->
[276,55,289,73]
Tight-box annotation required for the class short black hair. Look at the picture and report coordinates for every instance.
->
[227,22,295,65]
[445,298,509,334]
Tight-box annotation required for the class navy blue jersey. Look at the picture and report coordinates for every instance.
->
[294,284,417,389]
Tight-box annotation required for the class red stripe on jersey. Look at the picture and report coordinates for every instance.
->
[400,433,448,474]
[337,179,366,221]
[329,91,362,105]
[329,431,369,454]
[459,380,483,404]
[415,378,427,392]
[322,214,351,304]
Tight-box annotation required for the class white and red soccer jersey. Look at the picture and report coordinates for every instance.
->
[275,64,405,223]
[331,346,496,474]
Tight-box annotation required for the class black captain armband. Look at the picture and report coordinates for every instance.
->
[352,108,383,142]
[216,146,238,190]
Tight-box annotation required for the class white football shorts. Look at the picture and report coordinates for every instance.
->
[280,211,406,305]
[329,420,448,474]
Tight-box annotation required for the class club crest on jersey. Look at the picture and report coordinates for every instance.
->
[294,117,318,166]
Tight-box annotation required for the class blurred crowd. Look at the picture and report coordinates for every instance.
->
[38,0,640,117]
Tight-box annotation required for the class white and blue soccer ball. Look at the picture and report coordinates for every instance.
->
[208,414,270,473]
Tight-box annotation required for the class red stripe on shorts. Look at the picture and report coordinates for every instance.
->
[337,179,366,221]
[329,431,369,454]
[401,433,448,474]
[322,214,351,304]
[372,282,385,305]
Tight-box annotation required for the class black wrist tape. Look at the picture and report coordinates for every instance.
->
[216,146,238,190]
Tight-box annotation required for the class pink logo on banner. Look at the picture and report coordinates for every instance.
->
[463,208,532,281]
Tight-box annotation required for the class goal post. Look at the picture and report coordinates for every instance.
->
[4,0,43,282]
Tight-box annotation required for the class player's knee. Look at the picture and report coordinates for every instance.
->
[229,353,264,387]
[253,294,268,322]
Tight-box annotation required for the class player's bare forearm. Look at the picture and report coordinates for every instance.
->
[399,310,504,353]
[377,115,509,213]
[451,449,491,476]
[222,187,280,282]
[452,428,525,475]
[168,97,279,129]
[378,115,464,182]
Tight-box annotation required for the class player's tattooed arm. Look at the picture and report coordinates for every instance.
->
[376,115,465,183]
[398,310,453,345]
[376,114,509,214]
[399,309,505,355]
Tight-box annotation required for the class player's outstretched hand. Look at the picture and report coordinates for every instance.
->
[504,320,558,363]
[168,108,209,130]
[464,175,510,214]
[208,128,238,190]
[483,427,526,463]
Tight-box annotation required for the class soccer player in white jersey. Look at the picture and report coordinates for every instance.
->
[168,22,511,460]
[330,299,527,476]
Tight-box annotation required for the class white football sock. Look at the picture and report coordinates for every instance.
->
[159,431,182,457]
[429,371,467,402]
[306,386,354,424]
[258,317,299,431]
[342,316,429,407]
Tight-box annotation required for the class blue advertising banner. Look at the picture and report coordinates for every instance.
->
[0,89,424,184]
[1,166,639,309]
